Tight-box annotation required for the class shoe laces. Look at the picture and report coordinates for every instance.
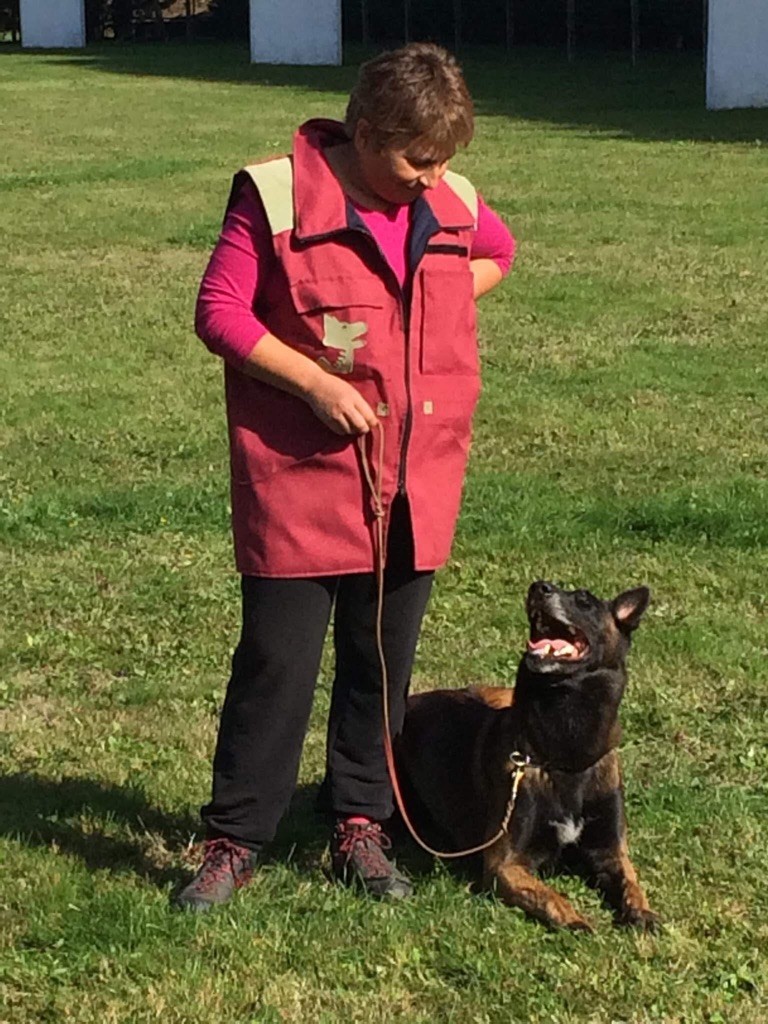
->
[198,837,253,891]
[335,821,393,876]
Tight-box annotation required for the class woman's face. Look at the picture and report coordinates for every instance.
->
[353,121,453,206]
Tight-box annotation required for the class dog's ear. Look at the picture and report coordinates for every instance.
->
[611,587,650,632]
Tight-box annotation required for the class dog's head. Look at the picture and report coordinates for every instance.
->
[523,581,649,678]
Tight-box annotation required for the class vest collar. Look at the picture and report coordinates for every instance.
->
[421,175,475,231]
[292,119,475,240]
[292,119,350,241]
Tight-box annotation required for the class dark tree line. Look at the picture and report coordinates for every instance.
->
[0,1,20,41]
[2,0,705,53]
[83,1,209,41]
[345,0,705,53]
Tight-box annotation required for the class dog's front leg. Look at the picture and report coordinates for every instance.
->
[580,754,660,932]
[582,839,660,932]
[484,842,592,931]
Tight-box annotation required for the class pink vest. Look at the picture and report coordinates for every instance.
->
[226,119,480,577]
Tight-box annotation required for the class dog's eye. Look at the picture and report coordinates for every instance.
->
[575,590,592,608]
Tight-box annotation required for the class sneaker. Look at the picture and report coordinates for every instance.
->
[331,819,412,900]
[173,837,258,913]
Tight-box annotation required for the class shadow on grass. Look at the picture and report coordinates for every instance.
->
[0,773,334,887]
[0,772,198,887]
[0,770,477,893]
[8,42,768,144]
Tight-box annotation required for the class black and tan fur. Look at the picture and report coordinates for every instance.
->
[396,581,659,932]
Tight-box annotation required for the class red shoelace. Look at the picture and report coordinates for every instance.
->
[196,837,254,892]
[335,822,393,877]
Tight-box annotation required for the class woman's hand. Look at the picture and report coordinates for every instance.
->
[304,371,379,435]
[241,333,378,435]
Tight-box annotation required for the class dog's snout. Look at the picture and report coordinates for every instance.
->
[530,580,555,598]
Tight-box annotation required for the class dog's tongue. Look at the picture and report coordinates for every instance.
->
[528,637,573,654]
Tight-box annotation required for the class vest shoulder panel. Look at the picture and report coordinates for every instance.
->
[443,170,478,227]
[242,157,294,236]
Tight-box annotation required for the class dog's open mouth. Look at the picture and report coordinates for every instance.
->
[527,613,589,662]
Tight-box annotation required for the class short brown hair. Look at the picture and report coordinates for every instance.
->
[345,43,474,155]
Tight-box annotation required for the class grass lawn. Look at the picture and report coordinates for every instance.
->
[1,41,767,1023]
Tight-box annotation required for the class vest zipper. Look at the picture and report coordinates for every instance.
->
[397,320,412,497]
[347,226,413,500]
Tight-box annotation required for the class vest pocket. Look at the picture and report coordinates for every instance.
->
[229,385,348,484]
[289,278,387,381]
[418,268,478,377]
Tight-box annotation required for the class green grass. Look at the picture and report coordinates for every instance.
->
[2,42,767,1023]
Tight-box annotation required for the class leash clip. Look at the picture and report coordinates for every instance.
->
[498,752,532,837]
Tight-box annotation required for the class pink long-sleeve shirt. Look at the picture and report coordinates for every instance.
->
[197,178,515,368]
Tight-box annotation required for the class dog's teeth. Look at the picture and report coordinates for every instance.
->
[554,642,577,658]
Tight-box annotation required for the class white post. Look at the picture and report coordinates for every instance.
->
[707,0,768,109]
[20,0,85,48]
[250,0,341,66]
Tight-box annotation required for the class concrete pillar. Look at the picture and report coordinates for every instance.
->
[20,0,85,48]
[707,0,768,109]
[250,0,341,66]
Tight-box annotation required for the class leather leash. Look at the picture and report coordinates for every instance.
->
[356,425,529,859]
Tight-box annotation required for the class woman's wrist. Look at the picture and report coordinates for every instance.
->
[291,358,325,401]
[241,332,325,401]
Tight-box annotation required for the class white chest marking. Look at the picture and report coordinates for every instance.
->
[550,817,584,846]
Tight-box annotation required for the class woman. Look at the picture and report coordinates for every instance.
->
[176,42,515,911]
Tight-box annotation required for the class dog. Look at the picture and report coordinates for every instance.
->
[396,580,660,932]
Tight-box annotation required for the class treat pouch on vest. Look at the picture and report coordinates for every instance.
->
[224,119,481,577]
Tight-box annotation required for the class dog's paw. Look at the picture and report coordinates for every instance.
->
[618,907,662,933]
[564,916,594,934]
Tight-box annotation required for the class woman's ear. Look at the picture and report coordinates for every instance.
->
[353,118,372,152]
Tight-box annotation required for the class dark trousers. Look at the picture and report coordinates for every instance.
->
[201,500,434,851]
